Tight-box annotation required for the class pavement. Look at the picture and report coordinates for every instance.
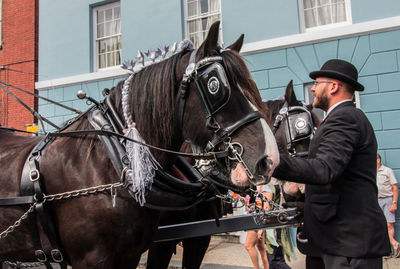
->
[12,233,400,268]
[138,233,400,269]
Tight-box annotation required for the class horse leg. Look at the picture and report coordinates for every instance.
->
[146,240,178,269]
[182,236,211,269]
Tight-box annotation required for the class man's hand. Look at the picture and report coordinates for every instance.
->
[283,201,305,212]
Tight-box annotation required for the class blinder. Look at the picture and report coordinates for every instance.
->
[273,102,314,157]
[195,62,231,118]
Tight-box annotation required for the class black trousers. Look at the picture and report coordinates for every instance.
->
[267,245,291,269]
[307,253,382,269]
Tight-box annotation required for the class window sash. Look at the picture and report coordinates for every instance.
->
[184,0,221,48]
[301,0,351,31]
[93,2,121,70]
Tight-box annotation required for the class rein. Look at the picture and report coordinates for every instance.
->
[45,127,230,160]
[0,83,60,131]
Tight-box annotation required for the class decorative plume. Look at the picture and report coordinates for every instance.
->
[136,51,144,66]
[148,50,157,62]
[177,39,194,52]
[219,42,231,53]
[122,60,136,72]
[161,45,169,58]
[155,48,162,59]
[122,39,194,75]
[170,42,178,54]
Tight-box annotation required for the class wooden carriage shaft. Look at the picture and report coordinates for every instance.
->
[154,208,300,242]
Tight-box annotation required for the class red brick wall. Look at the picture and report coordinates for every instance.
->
[0,0,38,130]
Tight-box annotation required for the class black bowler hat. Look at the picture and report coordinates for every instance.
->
[309,59,364,91]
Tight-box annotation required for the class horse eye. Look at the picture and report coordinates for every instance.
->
[207,77,220,95]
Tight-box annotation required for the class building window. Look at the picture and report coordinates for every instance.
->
[184,0,221,48]
[93,2,121,70]
[300,0,351,31]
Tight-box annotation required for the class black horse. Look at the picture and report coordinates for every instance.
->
[0,22,279,268]
[146,80,321,269]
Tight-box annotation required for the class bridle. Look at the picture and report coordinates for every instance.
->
[177,49,263,181]
[271,101,314,157]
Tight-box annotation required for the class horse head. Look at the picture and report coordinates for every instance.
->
[264,80,321,158]
[176,21,279,186]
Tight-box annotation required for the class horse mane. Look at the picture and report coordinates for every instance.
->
[59,48,264,160]
[121,51,188,152]
[57,51,188,163]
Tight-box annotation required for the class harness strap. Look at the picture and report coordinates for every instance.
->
[0,196,34,206]
[205,110,262,152]
[104,94,125,133]
[177,49,197,136]
[19,138,69,268]
[27,211,47,265]
[88,108,130,174]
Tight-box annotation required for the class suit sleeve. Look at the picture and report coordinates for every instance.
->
[273,111,360,185]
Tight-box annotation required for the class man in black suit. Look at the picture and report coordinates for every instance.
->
[273,59,391,268]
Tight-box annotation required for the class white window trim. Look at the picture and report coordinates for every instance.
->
[298,0,352,33]
[241,15,400,55]
[92,1,121,71]
[183,0,223,46]
[354,91,360,108]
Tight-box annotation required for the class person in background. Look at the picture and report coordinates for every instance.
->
[244,185,271,269]
[264,180,300,269]
[272,59,390,268]
[377,153,399,257]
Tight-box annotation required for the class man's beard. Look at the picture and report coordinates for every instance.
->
[313,91,329,111]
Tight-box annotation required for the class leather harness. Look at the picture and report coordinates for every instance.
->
[0,48,263,266]
[0,99,247,267]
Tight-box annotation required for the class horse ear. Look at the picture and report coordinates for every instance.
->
[284,80,298,106]
[227,34,244,52]
[197,21,220,58]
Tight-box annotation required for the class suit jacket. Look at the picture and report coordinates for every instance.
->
[273,101,390,258]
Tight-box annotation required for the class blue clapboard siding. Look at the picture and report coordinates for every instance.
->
[247,29,400,183]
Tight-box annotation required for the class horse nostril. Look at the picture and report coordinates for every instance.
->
[255,155,272,176]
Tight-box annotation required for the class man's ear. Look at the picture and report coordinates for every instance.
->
[329,82,340,95]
